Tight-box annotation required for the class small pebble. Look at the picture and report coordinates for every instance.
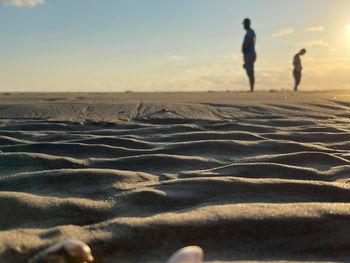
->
[29,240,93,263]
[167,246,203,263]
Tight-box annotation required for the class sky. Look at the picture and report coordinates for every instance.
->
[1,0,350,92]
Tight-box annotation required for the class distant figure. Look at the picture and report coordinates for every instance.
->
[293,48,306,91]
[242,18,257,92]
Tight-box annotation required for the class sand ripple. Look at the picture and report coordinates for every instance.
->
[1,92,350,262]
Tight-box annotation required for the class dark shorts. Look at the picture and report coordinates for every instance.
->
[243,53,257,73]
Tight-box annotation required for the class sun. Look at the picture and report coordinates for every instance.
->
[347,25,350,31]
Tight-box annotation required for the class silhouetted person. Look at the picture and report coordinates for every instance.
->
[293,48,306,91]
[242,18,256,92]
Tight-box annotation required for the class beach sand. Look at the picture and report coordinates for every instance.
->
[1,91,350,262]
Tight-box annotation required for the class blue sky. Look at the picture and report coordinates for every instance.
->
[1,0,350,92]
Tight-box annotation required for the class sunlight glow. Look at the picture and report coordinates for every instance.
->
[347,25,350,31]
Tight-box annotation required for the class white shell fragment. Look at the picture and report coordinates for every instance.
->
[167,246,203,263]
[29,240,94,263]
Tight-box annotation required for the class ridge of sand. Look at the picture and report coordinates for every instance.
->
[1,91,350,262]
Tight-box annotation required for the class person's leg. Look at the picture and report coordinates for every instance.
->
[244,54,255,92]
[248,70,255,92]
[298,72,302,89]
[250,54,256,92]
[294,70,301,91]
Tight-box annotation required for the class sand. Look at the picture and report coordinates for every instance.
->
[1,91,350,263]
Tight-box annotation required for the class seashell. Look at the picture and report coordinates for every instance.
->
[167,246,203,263]
[29,240,94,263]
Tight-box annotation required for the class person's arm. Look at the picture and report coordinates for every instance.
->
[243,36,255,52]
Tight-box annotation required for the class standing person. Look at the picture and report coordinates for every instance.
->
[293,49,306,91]
[242,18,257,92]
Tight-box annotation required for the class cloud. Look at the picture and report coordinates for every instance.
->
[298,40,329,47]
[168,55,185,61]
[171,56,350,92]
[303,55,315,62]
[0,0,44,7]
[272,28,294,37]
[226,54,242,61]
[306,26,324,32]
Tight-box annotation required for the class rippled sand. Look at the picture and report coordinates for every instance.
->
[1,91,350,263]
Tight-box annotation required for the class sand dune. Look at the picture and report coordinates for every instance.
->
[1,91,350,262]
